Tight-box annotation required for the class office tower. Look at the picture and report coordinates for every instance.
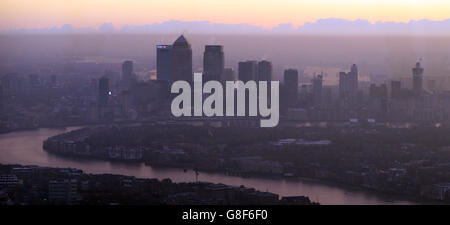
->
[351,64,358,78]
[312,74,323,106]
[98,76,110,106]
[238,61,258,82]
[203,45,224,82]
[156,45,172,82]
[171,35,192,83]
[412,62,424,97]
[284,69,299,107]
[339,64,358,105]
[222,68,235,83]
[391,80,401,99]
[257,60,272,82]
[257,60,273,106]
[122,60,134,89]
[369,84,388,120]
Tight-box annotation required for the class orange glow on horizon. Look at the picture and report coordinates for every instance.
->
[1,0,450,30]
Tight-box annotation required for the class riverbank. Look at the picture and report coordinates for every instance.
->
[148,163,441,205]
[0,126,428,204]
[43,144,436,205]
[42,125,450,204]
[0,163,318,205]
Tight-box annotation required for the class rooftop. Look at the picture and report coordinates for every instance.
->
[172,35,190,48]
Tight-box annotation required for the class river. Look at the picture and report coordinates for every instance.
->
[0,126,424,205]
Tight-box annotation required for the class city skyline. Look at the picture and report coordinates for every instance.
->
[3,0,450,213]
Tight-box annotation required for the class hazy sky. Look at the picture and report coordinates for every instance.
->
[1,0,450,30]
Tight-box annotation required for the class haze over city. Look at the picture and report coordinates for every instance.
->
[2,0,450,213]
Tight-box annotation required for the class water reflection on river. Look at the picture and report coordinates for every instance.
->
[0,127,422,205]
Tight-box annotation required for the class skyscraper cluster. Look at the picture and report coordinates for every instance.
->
[148,35,434,123]
[390,62,424,99]
[156,35,270,86]
[237,60,273,83]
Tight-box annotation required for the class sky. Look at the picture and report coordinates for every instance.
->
[1,0,450,30]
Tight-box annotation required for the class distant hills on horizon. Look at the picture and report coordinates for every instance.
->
[3,18,450,35]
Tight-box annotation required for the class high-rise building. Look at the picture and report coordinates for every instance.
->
[98,76,110,106]
[257,60,272,82]
[238,61,258,82]
[284,69,299,107]
[369,83,388,119]
[391,80,401,99]
[122,60,134,89]
[339,64,358,106]
[156,45,172,82]
[351,64,358,77]
[412,62,424,97]
[203,45,224,82]
[257,60,273,105]
[171,35,192,83]
[312,74,323,106]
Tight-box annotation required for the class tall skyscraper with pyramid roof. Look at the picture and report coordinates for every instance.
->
[171,35,193,83]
